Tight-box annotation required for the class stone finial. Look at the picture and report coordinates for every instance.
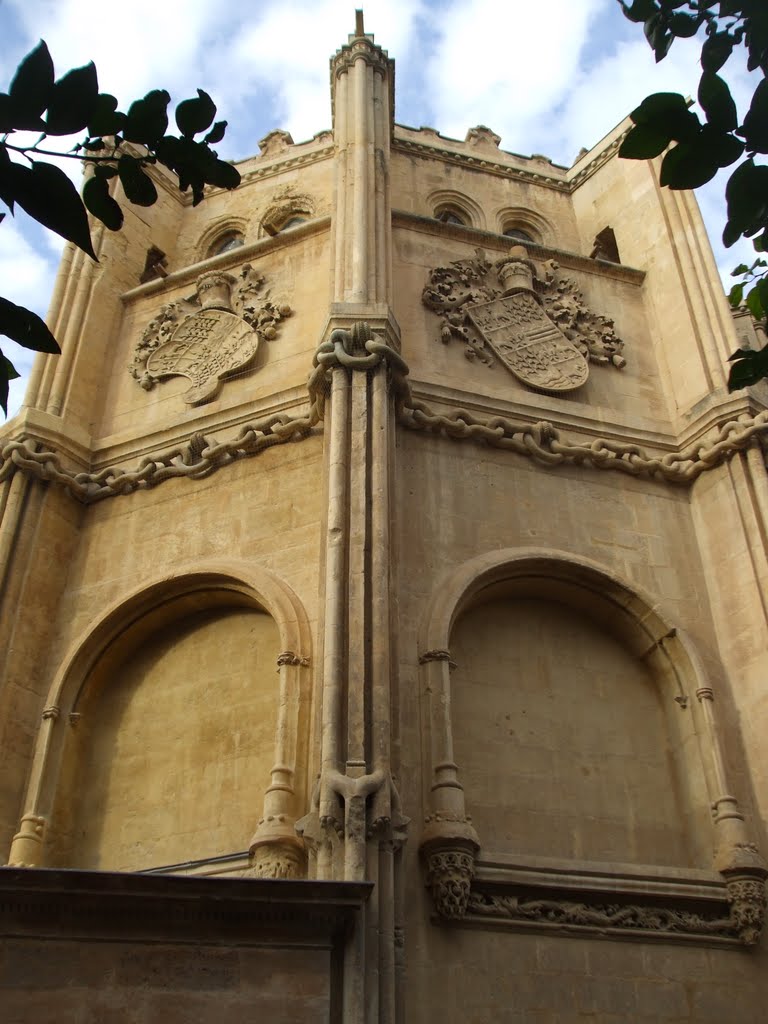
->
[465,125,501,149]
[258,130,295,158]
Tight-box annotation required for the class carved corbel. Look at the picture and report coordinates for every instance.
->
[420,813,480,920]
[248,814,306,879]
[725,874,768,946]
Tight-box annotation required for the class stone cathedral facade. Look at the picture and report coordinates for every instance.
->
[2,17,768,1023]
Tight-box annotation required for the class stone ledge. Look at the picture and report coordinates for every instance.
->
[0,868,372,947]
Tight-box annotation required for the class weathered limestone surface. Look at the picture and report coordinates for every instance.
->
[1,15,768,1024]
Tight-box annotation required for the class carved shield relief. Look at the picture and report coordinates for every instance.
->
[422,246,626,394]
[131,265,292,406]
[466,291,588,392]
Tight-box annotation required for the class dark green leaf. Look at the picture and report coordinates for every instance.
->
[0,295,60,354]
[0,93,14,133]
[619,0,658,24]
[645,14,674,61]
[83,174,123,230]
[175,89,216,138]
[45,62,99,135]
[93,163,118,179]
[88,93,125,137]
[698,72,737,131]
[123,89,170,146]
[746,284,766,320]
[11,161,96,259]
[0,349,20,416]
[202,156,240,191]
[700,123,744,168]
[701,32,734,72]
[669,13,700,37]
[8,41,53,129]
[118,154,158,206]
[727,347,768,390]
[729,282,744,307]
[0,145,15,211]
[619,122,671,159]
[743,79,768,154]
[724,159,768,245]
[630,92,700,141]
[204,120,227,145]
[660,140,719,189]
[732,264,750,276]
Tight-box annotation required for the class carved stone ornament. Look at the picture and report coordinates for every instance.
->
[424,847,477,919]
[130,264,292,405]
[465,890,740,942]
[422,246,626,393]
[420,813,480,920]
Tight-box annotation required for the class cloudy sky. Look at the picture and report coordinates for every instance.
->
[0,0,760,417]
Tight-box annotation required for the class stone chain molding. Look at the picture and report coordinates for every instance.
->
[4,324,768,503]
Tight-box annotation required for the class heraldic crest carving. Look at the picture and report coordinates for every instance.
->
[422,246,625,393]
[130,265,292,405]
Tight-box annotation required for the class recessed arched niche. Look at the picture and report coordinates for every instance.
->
[418,551,766,944]
[449,585,704,867]
[47,590,280,872]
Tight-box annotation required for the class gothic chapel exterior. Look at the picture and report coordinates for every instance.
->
[2,17,768,1024]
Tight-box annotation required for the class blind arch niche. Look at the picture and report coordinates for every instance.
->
[8,562,312,879]
[417,549,767,944]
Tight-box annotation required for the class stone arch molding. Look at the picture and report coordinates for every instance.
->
[8,559,313,880]
[417,547,768,945]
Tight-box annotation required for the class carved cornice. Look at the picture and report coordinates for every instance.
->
[391,212,645,286]
[392,139,570,193]
[237,146,333,188]
[331,37,393,80]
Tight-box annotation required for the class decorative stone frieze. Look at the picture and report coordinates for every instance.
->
[130,264,291,404]
[422,245,625,391]
[465,889,738,942]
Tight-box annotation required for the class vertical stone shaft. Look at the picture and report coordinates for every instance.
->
[319,20,399,1024]
[331,21,393,308]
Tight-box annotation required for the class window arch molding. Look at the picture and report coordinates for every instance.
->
[427,189,485,231]
[8,558,312,872]
[495,207,552,246]
[259,195,316,237]
[416,547,767,939]
[198,217,248,261]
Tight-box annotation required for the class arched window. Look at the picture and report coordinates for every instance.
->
[435,207,467,227]
[210,231,244,257]
[279,216,307,232]
[503,226,534,243]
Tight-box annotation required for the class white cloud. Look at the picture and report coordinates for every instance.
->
[0,218,58,418]
[423,0,605,154]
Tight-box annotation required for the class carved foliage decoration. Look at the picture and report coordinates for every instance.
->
[130,264,292,405]
[422,247,626,393]
[427,875,767,946]
[466,890,739,941]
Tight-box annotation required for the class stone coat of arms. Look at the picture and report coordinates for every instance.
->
[422,246,625,393]
[131,265,292,405]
